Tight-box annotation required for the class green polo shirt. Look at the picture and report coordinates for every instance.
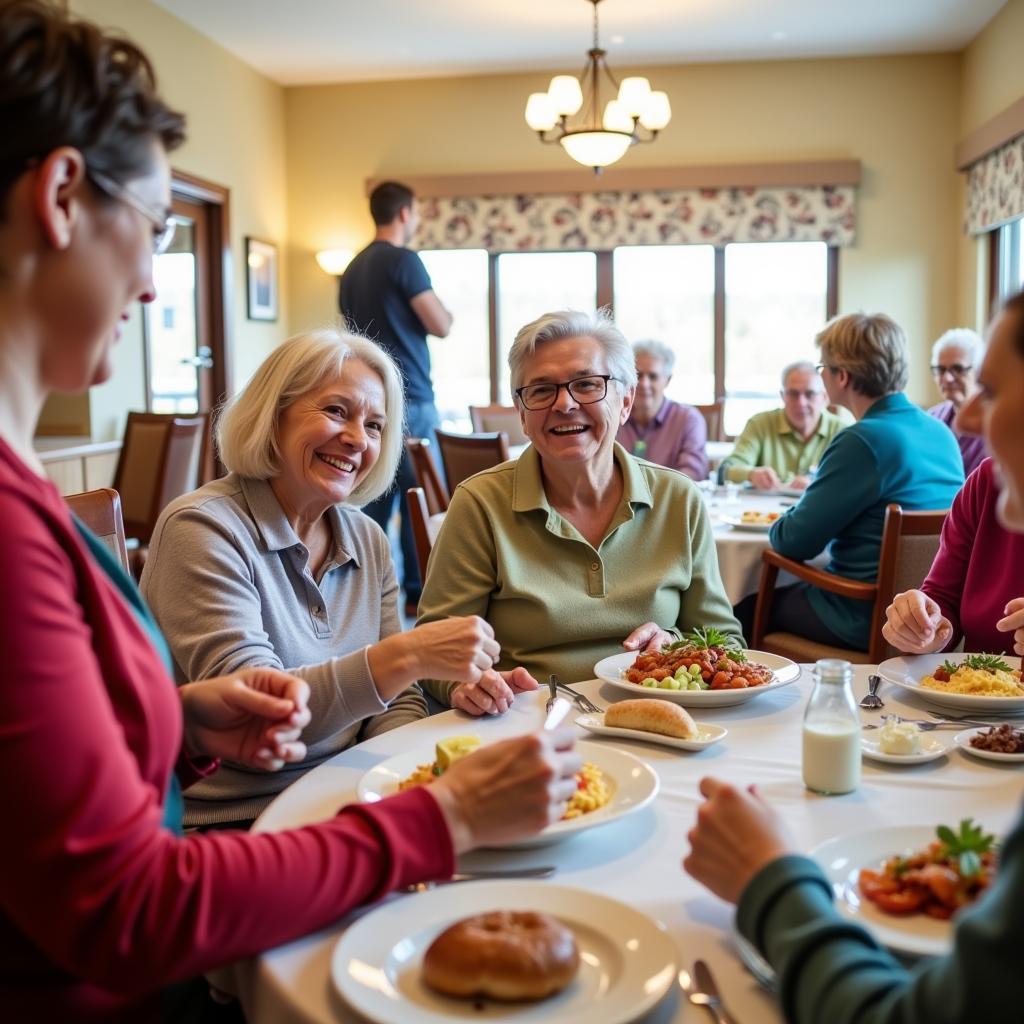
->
[720,407,848,484]
[417,443,741,700]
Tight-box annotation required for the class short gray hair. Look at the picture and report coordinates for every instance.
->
[780,360,819,388]
[508,309,638,399]
[931,327,984,367]
[217,328,405,506]
[632,339,676,376]
[816,312,909,398]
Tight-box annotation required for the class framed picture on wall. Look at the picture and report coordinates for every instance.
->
[245,237,279,321]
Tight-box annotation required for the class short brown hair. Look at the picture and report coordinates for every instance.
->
[369,181,414,226]
[816,312,909,398]
[0,0,185,206]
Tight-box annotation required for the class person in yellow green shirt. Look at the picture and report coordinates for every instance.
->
[720,361,849,490]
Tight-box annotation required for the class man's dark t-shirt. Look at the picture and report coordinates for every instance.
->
[340,240,434,402]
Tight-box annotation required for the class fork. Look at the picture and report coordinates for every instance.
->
[863,717,977,731]
[545,674,559,715]
[551,674,602,714]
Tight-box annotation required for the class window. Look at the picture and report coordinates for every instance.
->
[994,218,1024,302]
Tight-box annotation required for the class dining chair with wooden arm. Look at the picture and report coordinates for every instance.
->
[751,504,949,664]
[405,487,433,586]
[406,437,449,515]
[695,400,725,443]
[435,429,510,492]
[65,487,132,575]
[468,404,529,446]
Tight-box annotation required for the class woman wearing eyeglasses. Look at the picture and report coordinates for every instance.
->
[417,309,742,715]
[926,327,988,476]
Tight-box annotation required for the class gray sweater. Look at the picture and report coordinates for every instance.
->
[140,474,426,825]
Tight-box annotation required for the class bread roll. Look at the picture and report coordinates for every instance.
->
[422,910,579,1001]
[604,698,698,739]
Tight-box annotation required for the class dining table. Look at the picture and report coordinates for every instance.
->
[212,664,1024,1024]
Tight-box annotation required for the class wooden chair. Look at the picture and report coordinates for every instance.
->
[469,404,529,447]
[435,429,510,492]
[695,400,725,443]
[405,487,433,585]
[65,487,131,575]
[751,504,948,664]
[406,437,449,514]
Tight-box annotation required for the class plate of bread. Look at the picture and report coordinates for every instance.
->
[575,699,726,751]
[330,879,678,1023]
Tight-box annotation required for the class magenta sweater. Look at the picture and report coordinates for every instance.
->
[922,458,1024,654]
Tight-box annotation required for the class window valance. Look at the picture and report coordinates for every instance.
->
[964,133,1024,235]
[413,185,856,253]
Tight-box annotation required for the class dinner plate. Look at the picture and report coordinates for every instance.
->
[330,880,679,1024]
[811,825,957,957]
[860,734,948,765]
[574,713,727,751]
[717,514,778,533]
[594,650,800,707]
[357,740,659,848]
[876,653,1024,713]
[954,727,1024,763]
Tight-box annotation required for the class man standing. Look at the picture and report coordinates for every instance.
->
[340,181,453,614]
[720,360,848,491]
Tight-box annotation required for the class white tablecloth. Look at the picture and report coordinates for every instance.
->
[216,667,1024,1024]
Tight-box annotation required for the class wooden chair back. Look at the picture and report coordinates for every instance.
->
[435,429,510,492]
[468,405,528,446]
[406,437,449,514]
[65,487,131,575]
[405,487,433,585]
[695,400,725,443]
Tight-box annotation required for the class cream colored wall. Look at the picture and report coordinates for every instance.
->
[285,54,962,403]
[66,0,289,440]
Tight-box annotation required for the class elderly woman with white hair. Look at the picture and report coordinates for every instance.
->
[417,309,742,715]
[141,329,504,827]
[927,327,988,476]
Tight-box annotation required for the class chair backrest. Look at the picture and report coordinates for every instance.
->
[112,412,208,543]
[65,487,131,574]
[435,429,511,492]
[406,437,449,514]
[405,487,433,585]
[869,504,949,660]
[468,405,529,446]
[695,400,725,443]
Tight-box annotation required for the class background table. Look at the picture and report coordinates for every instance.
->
[216,666,1024,1023]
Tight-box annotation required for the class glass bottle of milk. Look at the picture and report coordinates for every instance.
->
[802,659,860,795]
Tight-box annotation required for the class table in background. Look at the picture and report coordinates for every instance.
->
[215,667,1023,1024]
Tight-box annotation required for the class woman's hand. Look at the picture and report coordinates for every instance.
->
[429,728,581,852]
[623,622,674,653]
[180,668,311,770]
[749,467,782,491]
[881,589,953,654]
[787,475,812,491]
[997,597,1024,656]
[683,777,794,904]
[451,667,539,717]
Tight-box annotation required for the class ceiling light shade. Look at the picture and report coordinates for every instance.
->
[602,99,634,133]
[560,130,633,169]
[616,76,651,117]
[315,248,354,276]
[525,92,558,131]
[547,74,584,116]
[638,90,671,131]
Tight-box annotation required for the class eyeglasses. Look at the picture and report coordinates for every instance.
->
[930,364,972,378]
[815,363,841,375]
[782,389,824,400]
[515,374,617,411]
[88,168,176,254]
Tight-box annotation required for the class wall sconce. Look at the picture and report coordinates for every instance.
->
[315,248,354,276]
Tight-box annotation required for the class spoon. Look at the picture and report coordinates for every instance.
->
[859,673,884,710]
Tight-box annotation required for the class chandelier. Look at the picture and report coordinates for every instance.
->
[524,0,671,173]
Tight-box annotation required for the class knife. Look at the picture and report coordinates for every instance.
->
[403,865,555,892]
[694,959,740,1024]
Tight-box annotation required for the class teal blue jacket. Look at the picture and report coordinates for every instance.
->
[768,393,964,648]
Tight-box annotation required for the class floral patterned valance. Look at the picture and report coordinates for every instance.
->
[964,133,1024,235]
[413,185,856,252]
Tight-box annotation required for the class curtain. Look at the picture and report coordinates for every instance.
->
[964,133,1024,235]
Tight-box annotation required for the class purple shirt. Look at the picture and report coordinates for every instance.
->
[617,399,709,480]
[927,400,988,478]
[921,458,1024,654]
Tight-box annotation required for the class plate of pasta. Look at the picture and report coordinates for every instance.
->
[877,653,1024,713]
[357,739,659,848]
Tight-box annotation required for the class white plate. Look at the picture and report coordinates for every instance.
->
[574,713,727,751]
[861,733,948,765]
[357,740,659,848]
[717,514,777,533]
[330,880,678,1024]
[877,653,1024,713]
[811,825,956,957]
[954,727,1024,763]
[594,650,800,707]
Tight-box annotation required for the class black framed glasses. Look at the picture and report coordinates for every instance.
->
[814,363,840,375]
[88,168,176,254]
[515,374,617,411]
[930,364,972,378]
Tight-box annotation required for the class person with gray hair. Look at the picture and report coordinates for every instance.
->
[616,339,709,479]
[418,309,741,712]
[733,312,964,652]
[927,326,988,476]
[141,329,522,827]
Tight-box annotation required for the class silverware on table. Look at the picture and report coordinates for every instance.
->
[543,696,572,731]
[859,673,884,710]
[863,715,990,731]
[551,674,602,714]
[404,865,555,893]
[679,960,739,1024]
[545,674,559,715]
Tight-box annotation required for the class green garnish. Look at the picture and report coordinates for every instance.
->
[942,654,1013,675]
[663,627,746,661]
[936,818,996,879]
